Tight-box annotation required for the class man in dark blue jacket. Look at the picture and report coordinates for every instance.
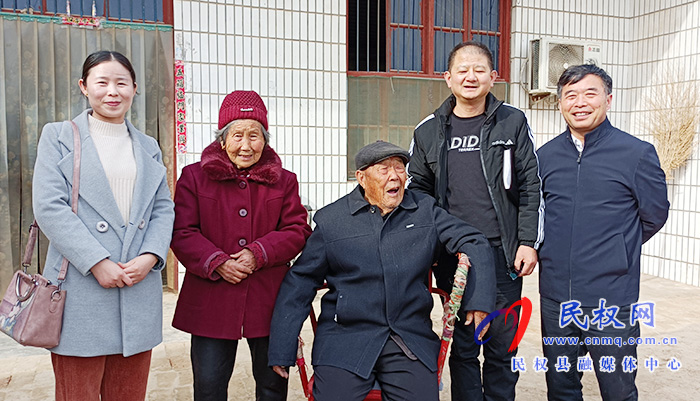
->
[268,141,496,401]
[537,64,669,401]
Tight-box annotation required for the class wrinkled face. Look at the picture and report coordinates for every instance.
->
[558,74,612,139]
[444,47,497,104]
[79,60,136,124]
[355,157,407,215]
[221,119,265,169]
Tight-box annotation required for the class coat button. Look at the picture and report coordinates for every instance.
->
[96,221,109,233]
[138,219,146,229]
[239,181,247,189]
[239,208,248,217]
[238,238,247,246]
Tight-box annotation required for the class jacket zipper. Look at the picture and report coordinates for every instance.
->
[436,116,446,207]
[479,105,514,274]
[569,143,583,300]
[479,121,500,228]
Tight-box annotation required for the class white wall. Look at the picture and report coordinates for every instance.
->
[629,1,700,286]
[510,0,634,142]
[173,0,354,213]
[173,0,700,287]
[511,0,700,286]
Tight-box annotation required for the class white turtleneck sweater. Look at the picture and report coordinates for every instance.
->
[87,114,137,225]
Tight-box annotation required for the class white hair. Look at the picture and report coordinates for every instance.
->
[215,119,269,144]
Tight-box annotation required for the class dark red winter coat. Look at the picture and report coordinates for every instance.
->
[171,141,311,339]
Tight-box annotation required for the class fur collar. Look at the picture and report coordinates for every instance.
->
[200,140,282,185]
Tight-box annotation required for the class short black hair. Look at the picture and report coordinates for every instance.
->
[447,41,494,72]
[557,64,612,98]
[81,50,136,86]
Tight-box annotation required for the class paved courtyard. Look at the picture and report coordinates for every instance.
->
[1,273,697,400]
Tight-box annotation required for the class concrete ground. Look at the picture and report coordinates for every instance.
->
[0,273,697,400]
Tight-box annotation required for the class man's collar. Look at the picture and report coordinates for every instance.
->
[566,118,612,146]
[398,190,418,211]
[570,134,584,152]
[348,185,418,215]
[443,92,502,122]
[348,186,370,215]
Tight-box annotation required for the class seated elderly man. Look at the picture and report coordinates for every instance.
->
[268,141,496,401]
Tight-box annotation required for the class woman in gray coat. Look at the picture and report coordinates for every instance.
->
[32,51,174,401]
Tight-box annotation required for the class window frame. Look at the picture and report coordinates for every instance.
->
[0,0,174,24]
[347,0,511,81]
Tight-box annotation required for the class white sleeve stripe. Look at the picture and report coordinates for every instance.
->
[406,137,415,188]
[407,115,434,188]
[526,123,546,249]
[414,114,435,130]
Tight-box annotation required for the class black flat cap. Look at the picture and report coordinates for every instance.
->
[355,140,410,171]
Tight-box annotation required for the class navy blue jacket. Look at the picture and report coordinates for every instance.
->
[268,186,495,379]
[537,119,669,307]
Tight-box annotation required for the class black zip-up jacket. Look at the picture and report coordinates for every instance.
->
[408,93,544,279]
[537,119,669,306]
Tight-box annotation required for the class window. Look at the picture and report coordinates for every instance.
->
[0,0,171,23]
[348,0,511,78]
[346,0,511,177]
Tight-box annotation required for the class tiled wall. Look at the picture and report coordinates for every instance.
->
[629,1,700,286]
[510,0,635,143]
[173,0,355,213]
[511,0,700,286]
[173,0,699,286]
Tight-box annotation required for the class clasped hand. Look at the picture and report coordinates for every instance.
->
[91,253,158,288]
[215,248,258,285]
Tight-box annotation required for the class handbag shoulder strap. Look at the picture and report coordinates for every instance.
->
[23,121,82,283]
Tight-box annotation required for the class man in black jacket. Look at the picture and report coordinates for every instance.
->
[537,64,669,401]
[408,41,544,401]
[268,141,496,401]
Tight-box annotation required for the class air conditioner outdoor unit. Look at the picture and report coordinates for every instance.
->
[529,38,603,95]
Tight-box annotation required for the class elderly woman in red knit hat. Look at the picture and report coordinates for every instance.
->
[171,90,312,401]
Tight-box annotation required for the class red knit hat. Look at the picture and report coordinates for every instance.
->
[218,90,268,130]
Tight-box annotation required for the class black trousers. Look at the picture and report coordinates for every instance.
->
[190,335,288,401]
[540,297,639,401]
[449,245,523,401]
[312,338,439,401]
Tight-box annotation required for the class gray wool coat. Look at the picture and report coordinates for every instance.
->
[32,109,175,357]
